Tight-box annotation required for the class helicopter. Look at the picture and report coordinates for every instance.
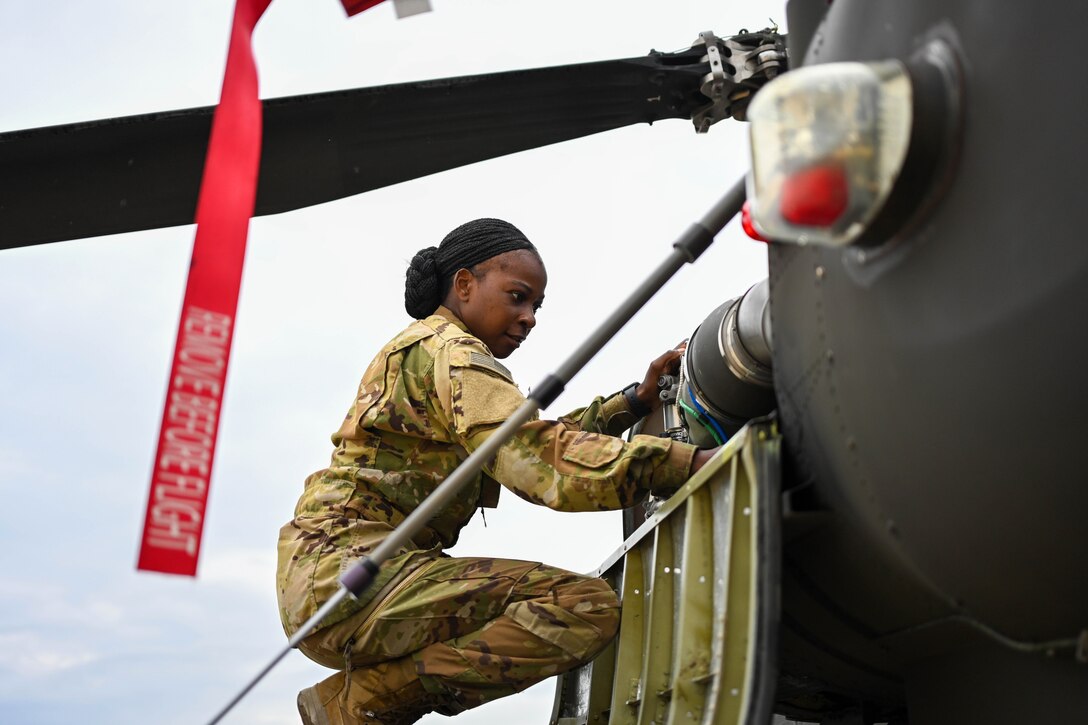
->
[0,2,771,722]
[551,1,1088,723]
[550,1,1088,722]
[2,0,1086,723]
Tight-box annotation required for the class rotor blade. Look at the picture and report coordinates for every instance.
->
[0,55,710,249]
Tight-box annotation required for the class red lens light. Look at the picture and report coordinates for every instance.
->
[741,201,769,242]
[780,163,849,227]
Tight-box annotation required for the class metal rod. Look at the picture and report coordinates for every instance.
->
[206,589,350,724]
[366,401,541,566]
[205,175,747,723]
[554,177,746,384]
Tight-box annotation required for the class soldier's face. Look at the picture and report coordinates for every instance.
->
[454,250,547,359]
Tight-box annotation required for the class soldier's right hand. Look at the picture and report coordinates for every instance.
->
[634,342,686,414]
[691,447,720,475]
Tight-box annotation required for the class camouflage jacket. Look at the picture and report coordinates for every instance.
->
[277,307,697,634]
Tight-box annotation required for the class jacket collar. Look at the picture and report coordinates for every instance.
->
[432,305,469,332]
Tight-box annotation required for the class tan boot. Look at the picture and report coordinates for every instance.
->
[297,657,433,725]
[297,674,351,725]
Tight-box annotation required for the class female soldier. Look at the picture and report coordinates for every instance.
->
[277,218,716,724]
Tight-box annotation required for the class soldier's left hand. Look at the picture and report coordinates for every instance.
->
[635,341,687,413]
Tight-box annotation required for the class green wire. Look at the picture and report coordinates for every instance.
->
[677,398,725,446]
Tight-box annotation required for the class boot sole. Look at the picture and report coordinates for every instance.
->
[297,686,332,725]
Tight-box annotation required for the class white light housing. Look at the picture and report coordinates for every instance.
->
[747,60,914,246]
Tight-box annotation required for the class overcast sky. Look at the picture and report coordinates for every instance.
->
[0,1,782,723]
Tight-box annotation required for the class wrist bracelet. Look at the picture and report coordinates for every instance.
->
[622,382,653,418]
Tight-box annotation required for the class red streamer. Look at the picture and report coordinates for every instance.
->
[340,0,388,16]
[138,0,273,576]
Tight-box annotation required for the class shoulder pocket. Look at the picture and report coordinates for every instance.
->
[335,369,387,440]
[355,356,392,428]
[452,367,525,433]
[561,432,624,469]
[355,325,436,429]
[449,346,524,434]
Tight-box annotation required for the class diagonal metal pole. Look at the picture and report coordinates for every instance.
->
[206,175,747,724]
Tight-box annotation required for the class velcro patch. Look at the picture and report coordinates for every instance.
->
[454,367,524,433]
[466,351,515,384]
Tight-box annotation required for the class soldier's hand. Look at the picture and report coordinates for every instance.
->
[691,446,719,474]
[635,341,687,413]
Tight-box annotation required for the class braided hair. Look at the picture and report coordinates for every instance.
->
[404,218,539,319]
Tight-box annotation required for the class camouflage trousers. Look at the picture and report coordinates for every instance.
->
[298,556,620,722]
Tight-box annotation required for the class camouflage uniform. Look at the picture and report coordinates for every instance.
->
[277,307,697,722]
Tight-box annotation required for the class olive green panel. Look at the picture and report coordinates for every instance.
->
[585,630,618,724]
[708,455,755,722]
[636,519,677,725]
[609,547,647,725]
[667,486,716,723]
[552,421,781,725]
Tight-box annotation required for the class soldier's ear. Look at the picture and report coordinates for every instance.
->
[452,268,475,301]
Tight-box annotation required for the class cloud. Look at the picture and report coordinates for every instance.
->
[199,547,280,599]
[0,632,100,678]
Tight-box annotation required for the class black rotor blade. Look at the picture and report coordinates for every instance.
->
[0,53,711,249]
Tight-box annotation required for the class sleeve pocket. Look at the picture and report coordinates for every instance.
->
[561,433,624,469]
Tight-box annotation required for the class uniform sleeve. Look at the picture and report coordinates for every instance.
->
[557,391,641,438]
[435,338,696,512]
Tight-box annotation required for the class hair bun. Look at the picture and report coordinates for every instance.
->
[404,246,442,319]
[403,219,540,320]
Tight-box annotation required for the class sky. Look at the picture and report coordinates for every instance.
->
[0,1,783,723]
